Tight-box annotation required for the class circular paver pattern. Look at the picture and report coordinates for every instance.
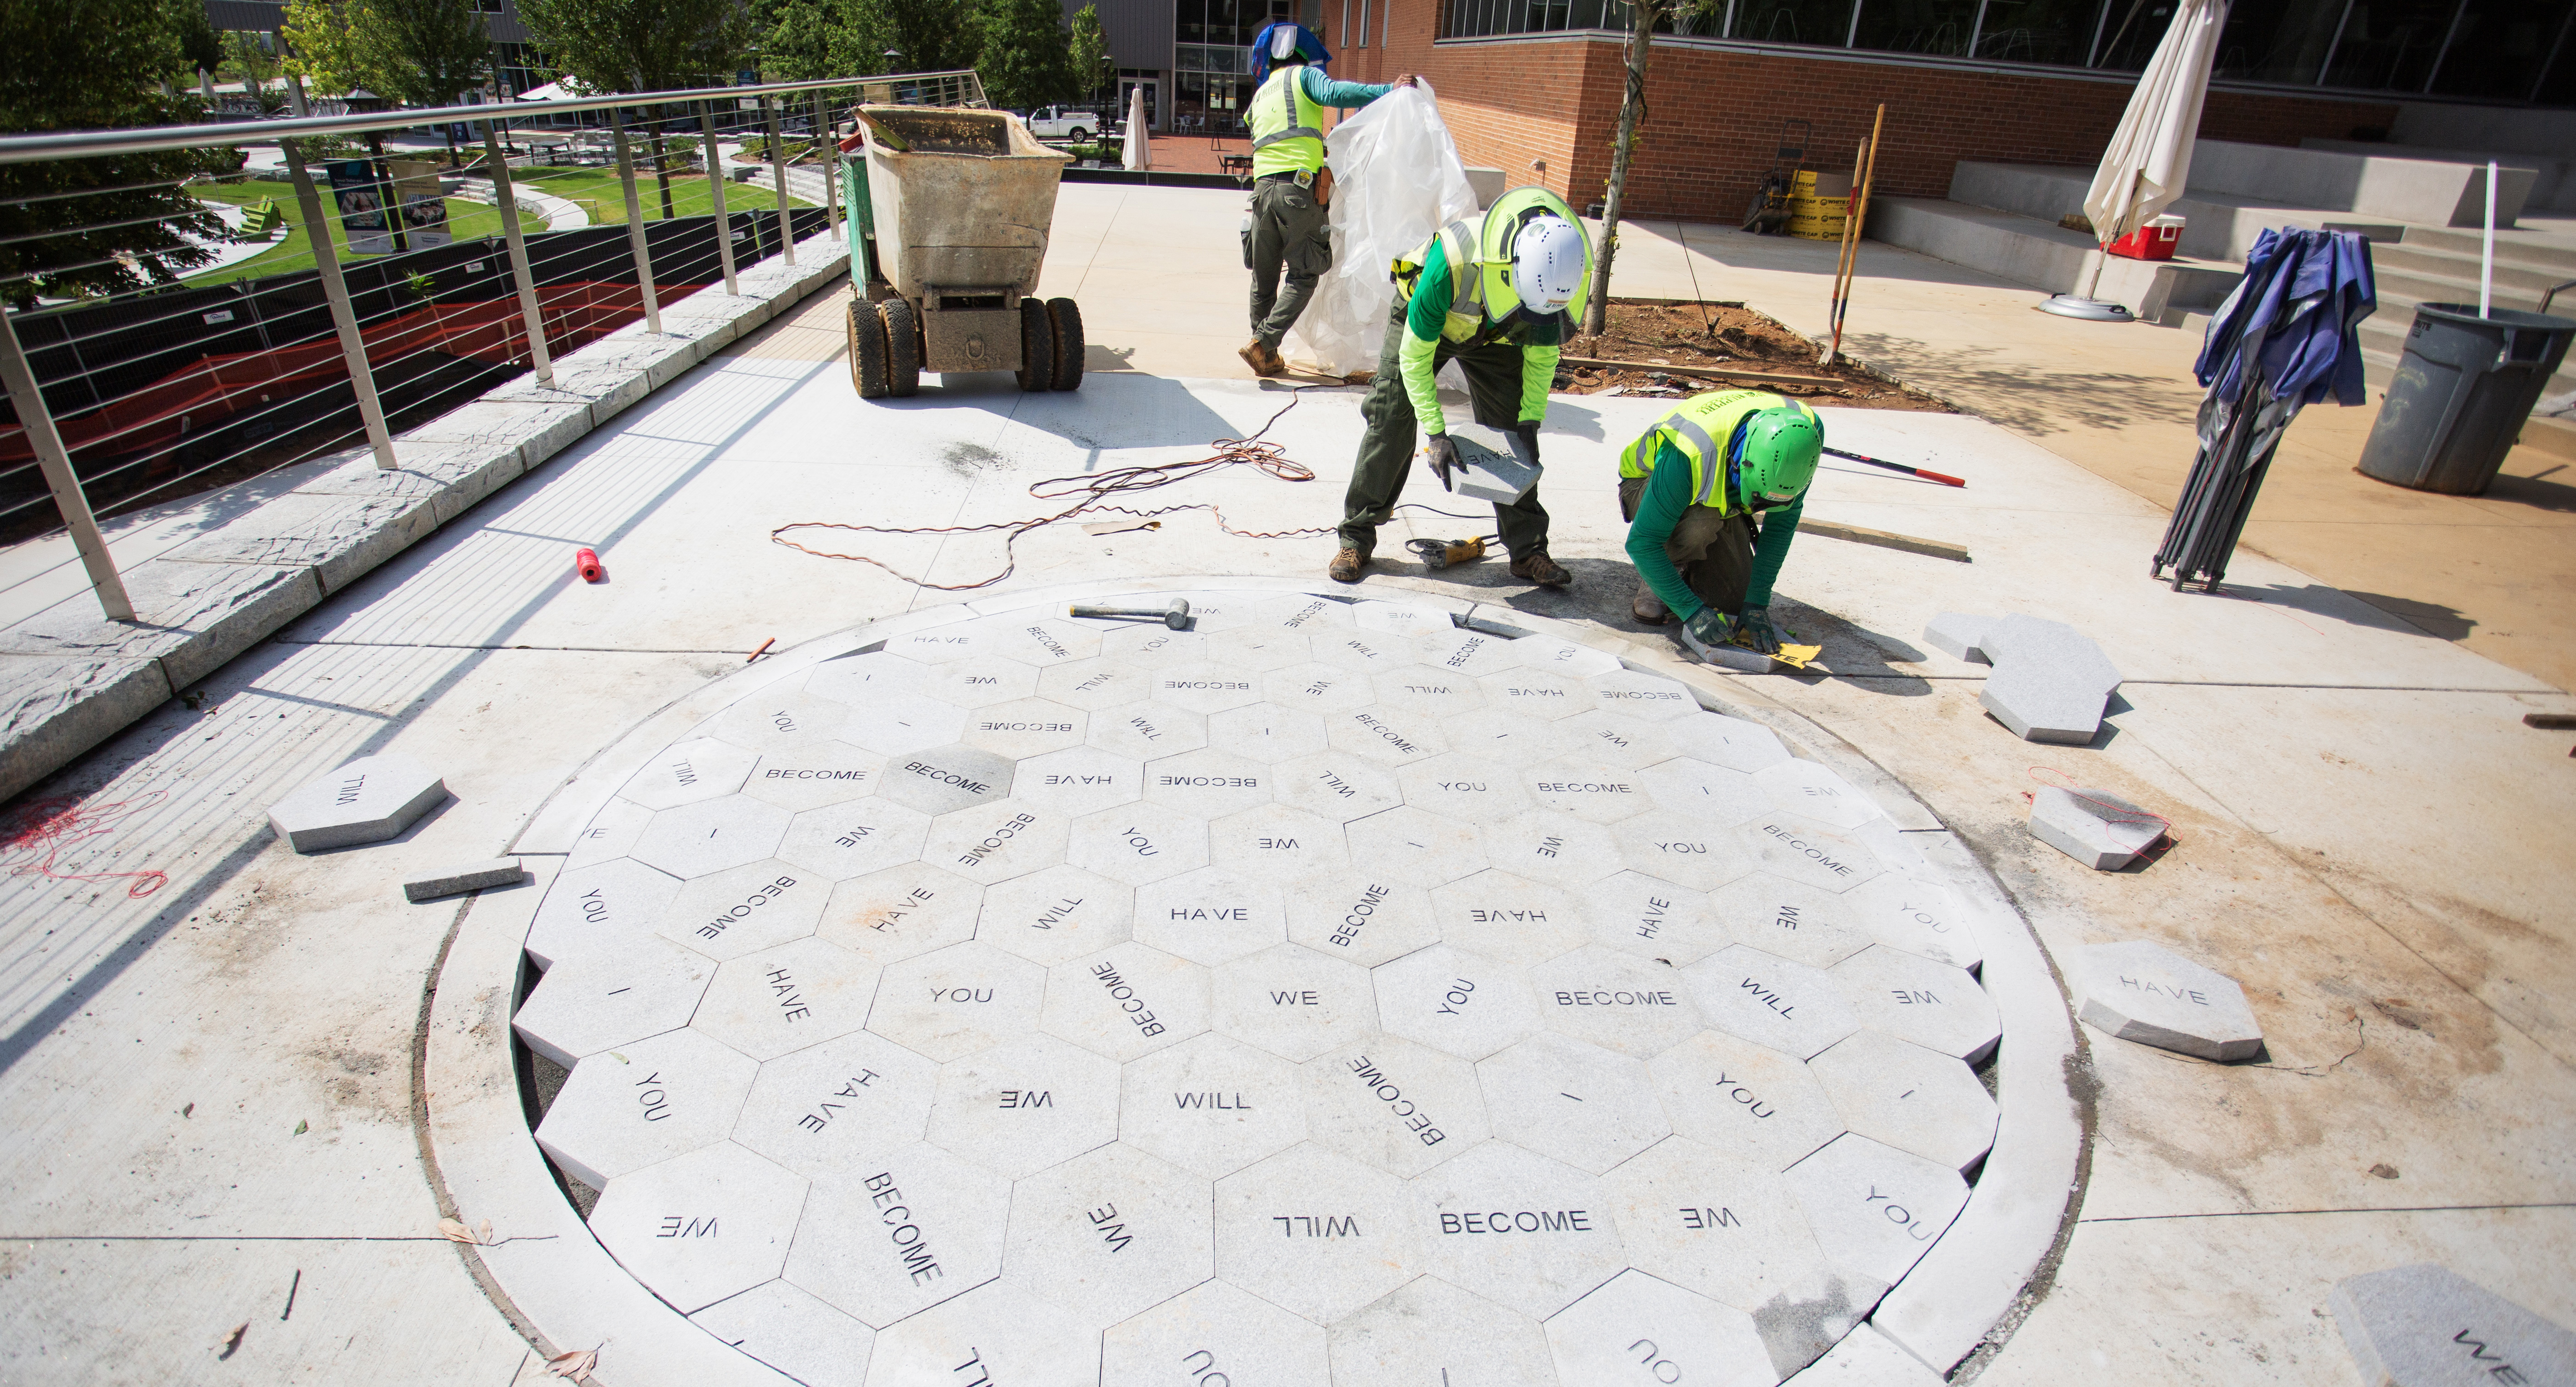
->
[510,590,2012,1385]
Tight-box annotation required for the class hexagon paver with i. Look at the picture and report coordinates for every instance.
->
[1784,1133,1971,1288]
[1431,869,1590,958]
[630,795,794,880]
[687,1280,872,1387]
[866,940,1047,1061]
[620,737,760,810]
[730,1029,937,1181]
[1637,755,1774,825]
[976,864,1132,965]
[1710,873,1875,969]
[1345,805,1486,888]
[659,860,832,961]
[693,937,879,1061]
[524,857,683,968]
[1100,1279,1331,1385]
[1205,624,1313,674]
[1330,1276,1556,1385]
[1041,941,1209,1063]
[1683,945,1862,1061]
[875,744,1015,818]
[1531,947,1703,1057]
[1067,802,1210,886]
[958,697,1087,760]
[1831,946,2000,1064]
[803,651,925,706]
[1600,1137,1885,1376]
[1618,810,1762,892]
[1476,1032,1670,1175]
[1211,942,1377,1062]
[1303,1036,1492,1178]
[1283,873,1440,967]
[926,1033,1121,1179]
[1481,810,1624,892]
[922,798,1070,885]
[1740,816,1885,895]
[1271,751,1404,822]
[1119,1032,1307,1180]
[1650,1029,1847,1173]
[1546,1268,1779,1387]
[1440,706,1579,767]
[775,799,932,884]
[1585,869,1724,964]
[1419,1140,1628,1319]
[1806,1031,1997,1175]
[586,1142,807,1314]
[1214,1142,1431,1324]
[818,863,981,968]
[535,1028,758,1190]
[1008,745,1144,817]
[1000,1142,1214,1332]
[783,1141,1010,1327]
[741,741,888,812]
[1376,943,1544,1061]
[1667,710,1793,772]
[1205,702,1329,763]
[513,936,714,1067]
[836,691,970,758]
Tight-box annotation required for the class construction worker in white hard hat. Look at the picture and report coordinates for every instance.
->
[1331,187,1591,587]
[1238,21,1411,378]
[1618,389,1824,661]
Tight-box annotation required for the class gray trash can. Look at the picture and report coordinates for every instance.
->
[2358,303,2576,495]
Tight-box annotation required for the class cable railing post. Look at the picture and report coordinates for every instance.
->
[282,141,399,470]
[480,119,555,386]
[698,102,739,295]
[0,306,134,621]
[817,90,840,239]
[762,94,796,267]
[612,109,663,335]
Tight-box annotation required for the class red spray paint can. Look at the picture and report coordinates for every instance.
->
[574,547,605,582]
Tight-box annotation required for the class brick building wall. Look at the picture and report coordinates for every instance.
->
[1322,3,2400,224]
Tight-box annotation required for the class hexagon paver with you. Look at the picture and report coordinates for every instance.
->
[510,590,2024,1382]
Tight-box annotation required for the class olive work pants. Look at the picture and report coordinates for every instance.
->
[1247,177,1331,349]
[1618,474,1756,617]
[1338,306,1553,562]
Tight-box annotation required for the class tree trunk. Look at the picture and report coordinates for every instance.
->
[1583,0,1656,339]
[647,127,677,221]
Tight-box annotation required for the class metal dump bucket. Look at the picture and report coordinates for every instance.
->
[859,107,1072,299]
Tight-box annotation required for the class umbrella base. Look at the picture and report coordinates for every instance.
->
[2039,295,2136,322]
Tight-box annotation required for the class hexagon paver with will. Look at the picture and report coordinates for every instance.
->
[1600,1137,1885,1376]
[1684,945,1862,1061]
[1480,810,1624,892]
[1087,699,1208,762]
[921,798,1071,885]
[1271,751,1403,822]
[1419,1139,1628,1319]
[861,1280,1098,1383]
[959,697,1087,760]
[740,741,888,813]
[513,935,714,1067]
[1302,1036,1492,1178]
[692,937,880,1061]
[730,1029,938,1181]
[1344,805,1485,888]
[1309,627,1422,674]
[1430,870,1590,958]
[1371,665,1489,719]
[866,941,1047,1062]
[620,737,760,810]
[1211,941,1377,1062]
[1206,803,1348,883]
[1008,745,1145,817]
[817,863,981,968]
[1284,873,1441,967]
[1041,941,1210,1063]
[658,860,832,961]
[1101,1279,1331,1385]
[630,795,793,880]
[1476,1032,1671,1175]
[1784,1133,1970,1288]
[1584,869,1724,964]
[1546,1268,1780,1387]
[1650,1029,1847,1173]
[523,857,683,969]
[1214,1142,1431,1324]
[1618,810,1762,892]
[1120,1032,1308,1180]
[1832,946,2000,1063]
[976,864,1132,966]
[782,1140,1010,1327]
[1036,655,1158,712]
[535,1027,758,1190]
[925,1032,1121,1179]
[1000,1142,1214,1331]
[1531,946,1703,1057]
[1710,873,1875,969]
[775,799,932,883]
[1806,1031,1997,1175]
[875,744,1015,818]
[1066,802,1210,886]
[586,1142,807,1314]
[1375,943,1544,1061]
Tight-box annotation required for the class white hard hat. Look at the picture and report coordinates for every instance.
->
[1511,215,1587,316]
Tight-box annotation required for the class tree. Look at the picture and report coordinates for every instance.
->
[515,0,754,218]
[0,0,239,307]
[973,0,1071,110]
[1066,4,1108,104]
[176,3,227,82]
[850,0,973,77]
[286,0,494,163]
[1582,0,1720,337]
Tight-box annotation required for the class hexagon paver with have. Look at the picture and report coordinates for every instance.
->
[1583,869,1725,964]
[1009,745,1145,817]
[731,1029,938,1181]
[1430,869,1591,958]
[692,936,880,1061]
[817,862,981,968]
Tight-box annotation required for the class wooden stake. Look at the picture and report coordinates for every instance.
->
[1824,133,1869,358]
[1823,104,1886,365]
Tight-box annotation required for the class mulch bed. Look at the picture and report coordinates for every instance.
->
[1556,298,1953,412]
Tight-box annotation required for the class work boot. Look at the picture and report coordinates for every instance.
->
[1631,582,1671,624]
[1238,339,1284,377]
[1510,549,1573,589]
[1328,546,1366,583]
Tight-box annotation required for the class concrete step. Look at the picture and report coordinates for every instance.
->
[2371,265,2566,314]
[2385,225,2576,279]
[1946,162,2413,265]
[2371,243,2576,298]
[1867,196,2240,324]
[2304,137,2576,215]
[2187,139,2537,229]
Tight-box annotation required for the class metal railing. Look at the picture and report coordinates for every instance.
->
[0,69,986,624]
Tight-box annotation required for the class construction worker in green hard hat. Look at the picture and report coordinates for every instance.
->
[1618,389,1824,660]
[1238,22,1412,378]
[1331,186,1592,588]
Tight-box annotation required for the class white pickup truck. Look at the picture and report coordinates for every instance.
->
[1022,106,1112,142]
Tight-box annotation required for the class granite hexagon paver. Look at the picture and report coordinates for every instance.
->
[1375,943,1544,1062]
[1682,945,1862,1061]
[1000,1142,1214,1332]
[1479,809,1625,892]
[1008,745,1146,817]
[859,1280,1097,1382]
[1035,655,1160,712]
[1134,867,1288,966]
[586,1142,807,1314]
[2067,939,2264,1062]
[1617,810,1763,892]
[1213,1142,1431,1324]
[658,859,833,961]
[630,795,794,880]
[730,1029,939,1181]
[1479,666,1604,723]
[1101,1279,1331,1385]
[1807,1030,1997,1175]
[908,654,1042,709]
[874,743,1015,818]
[1041,941,1210,1063]
[1206,803,1349,882]
[803,651,928,707]
[978,614,1104,668]
[1372,664,1490,719]
[1066,801,1211,887]
[1667,710,1794,773]
[2331,1264,2576,1387]
[1205,701,1330,763]
[687,1280,872,1387]
[1637,755,1775,825]
[975,864,1133,966]
[1150,660,1269,715]
[524,857,684,968]
[1475,1032,1670,1175]
[1430,869,1591,959]
[1260,661,1378,716]
[1087,699,1209,762]
[1739,815,1885,895]
[1283,872,1442,967]
[1303,1036,1493,1178]
[1439,706,1580,767]
[535,1027,758,1190]
[834,690,970,758]
[1784,1133,1971,1288]
[1711,873,1876,969]
[816,863,982,968]
[1327,705,1453,768]
[267,752,448,852]
[1271,750,1405,822]
[775,799,934,884]
[1211,941,1378,1062]
[1649,1029,1848,1173]
[921,798,1072,886]
[1418,1140,1628,1319]
[1584,869,1724,964]
[706,690,858,752]
[1206,624,1316,674]
[1545,1268,1780,1387]
[693,936,881,1062]
[1330,1276,1556,1384]
[620,737,761,811]
[1586,668,1702,721]
[958,697,1088,760]
[925,1032,1122,1179]
[1141,746,1275,818]
[1309,626,1424,675]
[1398,752,1536,820]
[1831,946,2001,1064]
[1531,946,1704,1057]
[513,935,714,1067]
[564,795,653,870]
[739,741,889,813]
[783,1140,1011,1327]
[1849,875,1986,972]
[1524,757,1654,824]
[1756,758,1885,830]
[866,940,1048,1062]
[1119,1032,1309,1181]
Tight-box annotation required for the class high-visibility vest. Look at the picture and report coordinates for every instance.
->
[1392,185,1590,345]
[1617,390,1816,513]
[1247,67,1327,178]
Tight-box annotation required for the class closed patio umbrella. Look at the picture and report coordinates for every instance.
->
[2043,0,2231,321]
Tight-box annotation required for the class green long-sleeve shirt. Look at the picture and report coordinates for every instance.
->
[1397,237,1559,435]
[1624,436,1804,620]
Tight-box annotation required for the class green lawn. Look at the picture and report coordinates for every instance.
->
[184,180,546,289]
[502,161,821,226]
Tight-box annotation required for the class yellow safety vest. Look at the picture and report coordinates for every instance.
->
[1617,390,1816,512]
[1248,67,1327,178]
[1392,186,1591,345]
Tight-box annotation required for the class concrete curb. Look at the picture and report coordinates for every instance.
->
[0,229,851,808]
[429,577,2085,1386]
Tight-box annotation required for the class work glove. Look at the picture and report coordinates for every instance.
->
[1424,433,1459,491]
[1515,421,1541,463]
[1737,605,1784,655]
[1677,605,1732,662]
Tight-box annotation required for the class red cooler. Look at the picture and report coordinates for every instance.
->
[2107,215,2185,261]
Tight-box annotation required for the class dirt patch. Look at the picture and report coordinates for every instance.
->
[1557,298,1953,412]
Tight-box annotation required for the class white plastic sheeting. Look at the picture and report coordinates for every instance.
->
[1281,83,1478,378]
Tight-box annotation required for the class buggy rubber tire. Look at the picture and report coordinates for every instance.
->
[881,297,922,398]
[848,298,891,399]
[1016,299,1055,392]
[1047,297,1085,391]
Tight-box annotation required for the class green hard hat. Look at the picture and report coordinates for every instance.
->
[1735,407,1823,508]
